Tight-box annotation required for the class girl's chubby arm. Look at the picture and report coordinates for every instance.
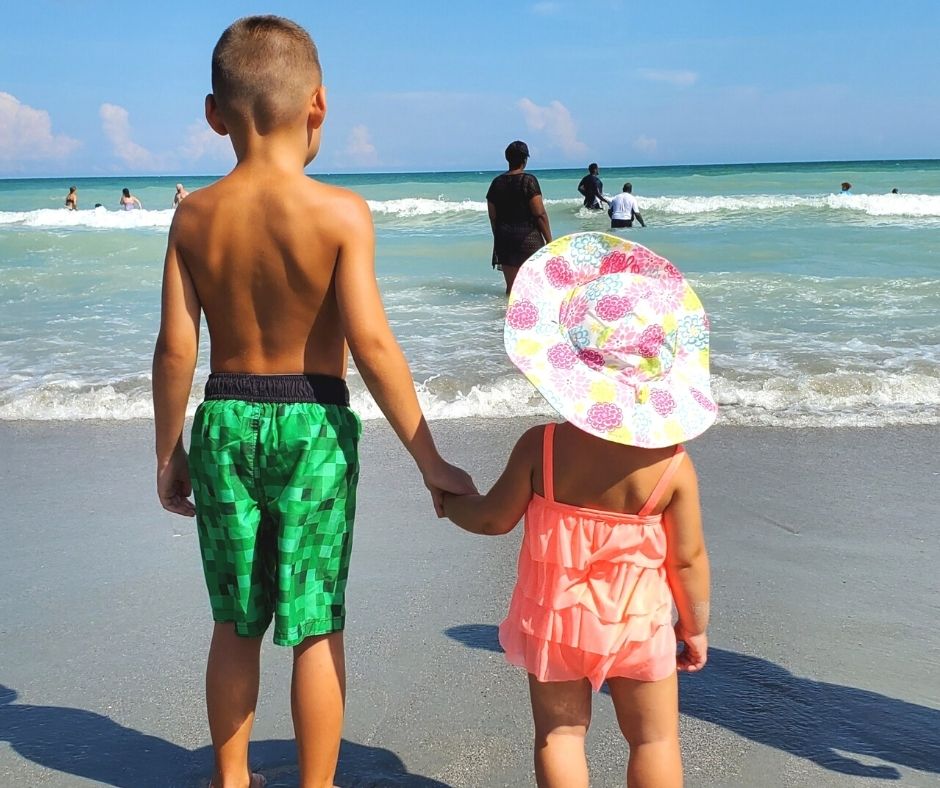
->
[442,426,542,536]
[662,454,710,672]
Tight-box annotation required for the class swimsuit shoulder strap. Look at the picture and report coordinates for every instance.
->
[542,423,556,503]
[637,445,686,517]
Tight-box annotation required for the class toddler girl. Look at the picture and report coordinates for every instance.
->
[443,232,716,788]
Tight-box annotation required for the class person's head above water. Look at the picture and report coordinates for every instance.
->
[588,163,599,175]
[68,186,76,194]
[122,187,131,198]
[208,15,323,138]
[841,182,852,192]
[505,140,529,169]
[622,182,633,193]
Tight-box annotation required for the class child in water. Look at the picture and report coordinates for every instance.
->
[443,232,716,788]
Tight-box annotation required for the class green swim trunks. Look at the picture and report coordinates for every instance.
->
[189,373,361,646]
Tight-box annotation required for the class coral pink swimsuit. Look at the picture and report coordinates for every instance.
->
[499,423,684,690]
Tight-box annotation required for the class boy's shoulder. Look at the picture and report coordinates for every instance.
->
[169,175,372,240]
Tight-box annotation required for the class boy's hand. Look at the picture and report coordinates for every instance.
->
[422,460,477,518]
[157,447,195,517]
[675,624,708,672]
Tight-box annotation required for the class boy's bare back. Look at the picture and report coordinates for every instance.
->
[172,167,367,377]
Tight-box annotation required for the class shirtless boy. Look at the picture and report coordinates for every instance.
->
[152,16,474,788]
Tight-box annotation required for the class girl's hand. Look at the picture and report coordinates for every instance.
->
[675,625,708,672]
[423,460,477,517]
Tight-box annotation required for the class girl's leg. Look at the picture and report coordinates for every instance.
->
[528,674,592,788]
[607,673,682,788]
[291,631,346,788]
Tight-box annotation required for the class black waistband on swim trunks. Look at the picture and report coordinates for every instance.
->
[204,373,350,405]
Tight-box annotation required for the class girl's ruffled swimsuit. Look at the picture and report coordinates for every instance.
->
[499,423,685,691]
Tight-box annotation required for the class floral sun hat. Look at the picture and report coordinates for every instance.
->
[504,232,717,448]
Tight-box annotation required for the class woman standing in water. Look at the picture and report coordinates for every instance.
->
[120,188,142,210]
[486,141,552,294]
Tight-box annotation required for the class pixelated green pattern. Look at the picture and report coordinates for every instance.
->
[189,401,361,646]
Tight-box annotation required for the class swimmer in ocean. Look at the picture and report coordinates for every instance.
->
[120,187,142,210]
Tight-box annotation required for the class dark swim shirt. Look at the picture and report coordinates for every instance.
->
[486,172,544,268]
[578,174,604,208]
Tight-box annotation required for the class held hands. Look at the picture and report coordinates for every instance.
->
[157,446,196,517]
[422,458,477,518]
[675,624,708,672]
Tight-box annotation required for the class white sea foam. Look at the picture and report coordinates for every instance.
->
[2,193,938,228]
[0,206,175,229]
[2,370,938,427]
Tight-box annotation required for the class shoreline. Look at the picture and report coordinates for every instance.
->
[1,418,938,786]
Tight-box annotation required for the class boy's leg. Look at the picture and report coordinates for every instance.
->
[291,631,346,788]
[206,623,264,788]
[607,673,682,788]
[528,674,592,788]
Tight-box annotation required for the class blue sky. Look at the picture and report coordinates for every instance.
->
[1,1,939,176]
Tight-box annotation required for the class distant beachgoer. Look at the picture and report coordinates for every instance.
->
[608,182,646,229]
[120,188,142,210]
[173,183,189,207]
[891,188,899,194]
[486,140,552,294]
[65,186,78,210]
[578,163,610,210]
[444,233,715,788]
[94,203,103,209]
[840,182,852,194]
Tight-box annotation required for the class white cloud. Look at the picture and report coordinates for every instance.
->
[0,92,80,163]
[344,124,379,166]
[633,135,658,154]
[637,69,699,88]
[179,120,235,165]
[99,103,161,170]
[518,98,587,157]
[531,2,562,14]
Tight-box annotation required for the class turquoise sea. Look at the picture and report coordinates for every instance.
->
[1,160,938,426]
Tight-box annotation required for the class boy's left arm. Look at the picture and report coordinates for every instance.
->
[442,426,539,535]
[152,217,201,516]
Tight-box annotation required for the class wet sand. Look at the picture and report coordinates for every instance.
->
[0,419,938,787]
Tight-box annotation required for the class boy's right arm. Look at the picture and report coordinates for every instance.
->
[333,195,476,513]
[662,457,710,671]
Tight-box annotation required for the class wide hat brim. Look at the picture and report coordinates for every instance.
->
[504,232,717,448]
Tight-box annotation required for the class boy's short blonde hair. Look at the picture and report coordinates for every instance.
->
[212,15,321,133]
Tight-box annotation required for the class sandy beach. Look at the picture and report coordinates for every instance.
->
[0,418,938,787]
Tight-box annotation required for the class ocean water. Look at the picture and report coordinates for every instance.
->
[1,160,938,426]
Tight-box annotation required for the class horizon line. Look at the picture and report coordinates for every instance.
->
[2,156,938,182]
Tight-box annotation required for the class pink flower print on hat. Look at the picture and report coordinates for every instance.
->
[599,249,629,276]
[692,388,718,412]
[628,246,659,276]
[650,389,676,416]
[544,256,576,288]
[507,299,539,330]
[560,296,589,328]
[587,402,623,432]
[638,325,666,358]
[578,348,605,370]
[663,261,684,279]
[547,343,578,369]
[595,294,633,321]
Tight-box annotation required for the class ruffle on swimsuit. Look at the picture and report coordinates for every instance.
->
[499,423,684,690]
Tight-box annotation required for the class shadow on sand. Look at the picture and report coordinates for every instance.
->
[0,684,449,787]
[445,623,940,780]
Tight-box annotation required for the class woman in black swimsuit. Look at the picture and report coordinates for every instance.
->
[486,140,552,294]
